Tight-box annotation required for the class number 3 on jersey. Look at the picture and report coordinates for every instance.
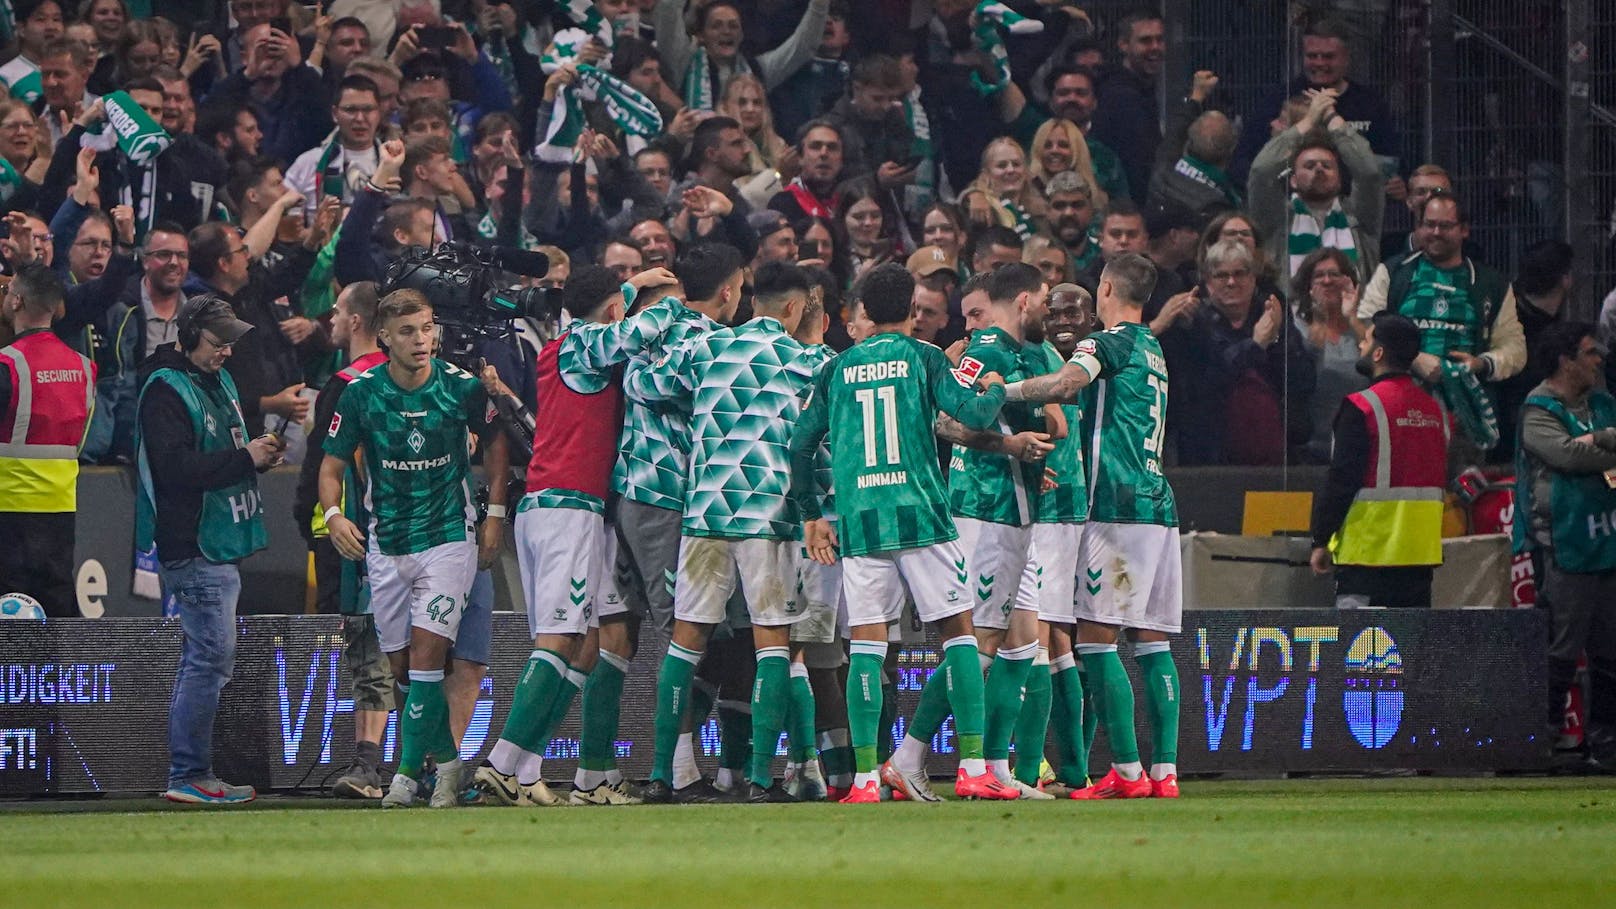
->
[855,385,900,467]
[1141,374,1167,468]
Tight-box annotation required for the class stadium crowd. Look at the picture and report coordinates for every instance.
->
[3,0,1616,801]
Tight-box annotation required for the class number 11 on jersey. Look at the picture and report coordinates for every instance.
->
[855,385,900,467]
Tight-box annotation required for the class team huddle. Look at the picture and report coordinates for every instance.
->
[318,246,1182,807]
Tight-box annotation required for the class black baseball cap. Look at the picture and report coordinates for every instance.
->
[181,295,255,344]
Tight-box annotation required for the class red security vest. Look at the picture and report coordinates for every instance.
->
[1330,373,1449,566]
[524,331,624,500]
[0,329,97,512]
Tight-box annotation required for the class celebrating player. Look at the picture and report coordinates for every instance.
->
[789,263,1017,803]
[319,289,510,809]
[615,244,747,801]
[934,263,1062,798]
[999,253,1183,799]
[472,264,682,808]
[632,260,831,803]
[1028,283,1101,795]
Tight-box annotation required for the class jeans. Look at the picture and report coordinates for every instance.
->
[161,558,241,787]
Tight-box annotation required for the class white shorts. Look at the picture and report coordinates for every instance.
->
[516,505,609,637]
[1076,522,1183,633]
[594,527,631,621]
[674,536,802,627]
[366,539,479,653]
[842,539,972,628]
[1033,522,1084,624]
[955,517,1040,631]
[792,544,844,645]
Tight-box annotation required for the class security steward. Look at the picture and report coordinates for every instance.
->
[136,294,284,804]
[1310,311,1449,607]
[0,265,95,616]
[1513,322,1616,763]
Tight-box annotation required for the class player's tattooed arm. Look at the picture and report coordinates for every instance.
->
[934,415,1052,462]
[1003,362,1093,404]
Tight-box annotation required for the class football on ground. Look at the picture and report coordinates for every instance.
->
[6,778,1615,908]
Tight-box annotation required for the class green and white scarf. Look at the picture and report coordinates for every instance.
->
[94,91,173,167]
[311,130,373,203]
[538,36,662,163]
[0,156,20,204]
[902,87,936,210]
[558,0,613,45]
[682,44,752,111]
[970,1,1041,97]
[1287,195,1357,276]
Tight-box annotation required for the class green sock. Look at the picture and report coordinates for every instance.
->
[1080,646,1139,765]
[1079,666,1098,753]
[1013,655,1052,786]
[984,642,1037,761]
[786,663,817,762]
[748,648,790,787]
[906,655,954,746]
[498,650,567,756]
[579,653,628,771]
[1136,644,1180,768]
[652,643,702,784]
[1050,657,1089,785]
[877,677,898,763]
[538,668,583,751]
[846,642,887,774]
[398,670,449,779]
[942,637,987,760]
[878,650,900,762]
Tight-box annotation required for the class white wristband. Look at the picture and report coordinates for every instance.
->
[323,506,342,525]
[1002,381,1025,402]
[485,504,508,519]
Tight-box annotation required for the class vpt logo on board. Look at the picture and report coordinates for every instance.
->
[1343,626,1403,749]
[1197,624,1406,752]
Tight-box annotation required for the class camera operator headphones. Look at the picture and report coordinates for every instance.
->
[176,294,249,352]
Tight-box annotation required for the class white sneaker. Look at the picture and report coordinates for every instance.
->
[880,760,942,803]
[429,759,463,808]
[523,778,565,806]
[1013,779,1055,800]
[381,773,418,808]
[569,781,643,806]
[795,761,829,802]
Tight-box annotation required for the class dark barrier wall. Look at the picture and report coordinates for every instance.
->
[0,610,1547,796]
[68,466,1328,617]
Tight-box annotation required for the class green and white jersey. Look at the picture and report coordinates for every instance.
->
[556,296,680,393]
[323,358,492,556]
[948,327,1047,527]
[0,56,41,104]
[614,301,723,511]
[1067,322,1177,526]
[790,332,1007,558]
[1036,342,1088,524]
[1396,258,1486,358]
[626,316,830,540]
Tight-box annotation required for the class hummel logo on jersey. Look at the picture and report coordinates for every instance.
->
[553,608,568,621]
[407,703,424,720]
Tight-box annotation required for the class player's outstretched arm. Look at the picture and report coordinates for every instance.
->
[1004,362,1093,404]
[787,377,831,525]
[934,415,1053,463]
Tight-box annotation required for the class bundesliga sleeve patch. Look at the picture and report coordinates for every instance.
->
[952,355,985,388]
[328,412,342,436]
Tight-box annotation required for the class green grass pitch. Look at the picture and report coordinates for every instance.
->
[6,778,1615,908]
